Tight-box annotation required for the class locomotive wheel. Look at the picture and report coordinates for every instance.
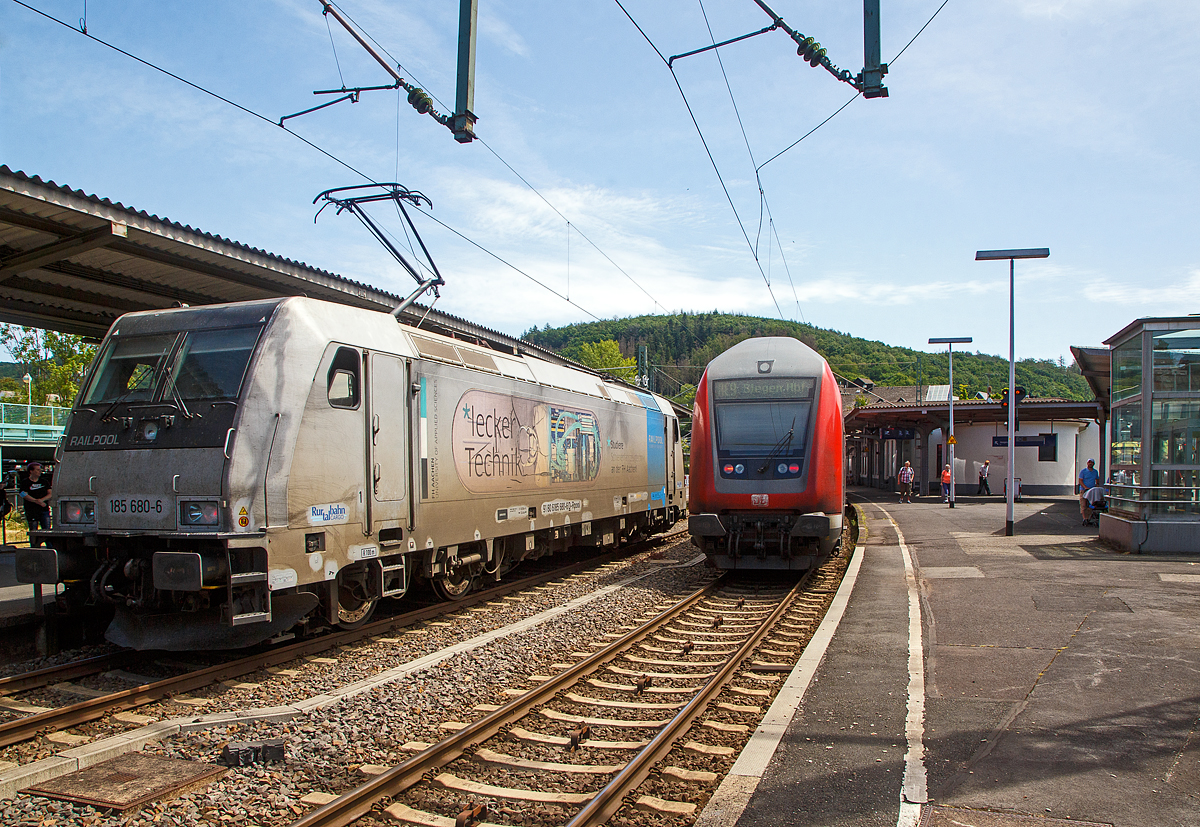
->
[432,566,475,600]
[335,566,378,629]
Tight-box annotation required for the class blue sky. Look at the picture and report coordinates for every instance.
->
[2,1,1197,367]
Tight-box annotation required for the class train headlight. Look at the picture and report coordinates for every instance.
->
[179,500,220,527]
[139,420,159,442]
[61,500,96,524]
[734,464,745,475]
[777,463,788,475]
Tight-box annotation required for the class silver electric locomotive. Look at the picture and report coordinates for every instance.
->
[18,298,686,649]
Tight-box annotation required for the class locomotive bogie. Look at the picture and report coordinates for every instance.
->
[20,298,685,649]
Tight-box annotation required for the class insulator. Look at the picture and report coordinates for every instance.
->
[809,47,827,68]
[796,36,814,58]
[407,88,432,114]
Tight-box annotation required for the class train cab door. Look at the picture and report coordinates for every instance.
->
[288,344,368,534]
[368,353,408,517]
[668,416,679,506]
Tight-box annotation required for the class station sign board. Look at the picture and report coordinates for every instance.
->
[992,435,1047,447]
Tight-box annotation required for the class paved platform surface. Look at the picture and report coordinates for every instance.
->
[0,549,56,621]
[700,488,1200,827]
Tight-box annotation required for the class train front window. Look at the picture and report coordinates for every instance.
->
[164,326,261,401]
[712,377,816,458]
[715,401,811,455]
[82,334,177,405]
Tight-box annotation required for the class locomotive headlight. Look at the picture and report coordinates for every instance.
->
[734,464,745,475]
[140,420,159,442]
[61,500,96,524]
[179,500,220,526]
[777,463,788,474]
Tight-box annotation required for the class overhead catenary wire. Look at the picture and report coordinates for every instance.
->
[694,0,805,325]
[325,0,669,315]
[10,0,376,184]
[757,0,955,171]
[9,0,615,323]
[616,0,955,323]
[412,204,602,322]
[613,0,785,321]
[325,10,346,89]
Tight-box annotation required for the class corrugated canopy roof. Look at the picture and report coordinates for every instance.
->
[0,167,697,417]
[1069,345,1110,415]
[0,166,569,364]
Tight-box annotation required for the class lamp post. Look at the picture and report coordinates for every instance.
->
[22,373,32,425]
[975,247,1050,536]
[929,337,972,508]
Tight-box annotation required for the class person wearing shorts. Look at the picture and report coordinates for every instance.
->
[898,461,915,503]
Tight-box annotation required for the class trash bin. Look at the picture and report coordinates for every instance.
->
[1003,477,1022,501]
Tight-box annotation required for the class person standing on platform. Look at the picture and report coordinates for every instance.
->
[18,461,52,547]
[977,460,991,495]
[1078,458,1100,520]
[898,461,915,503]
[940,465,952,503]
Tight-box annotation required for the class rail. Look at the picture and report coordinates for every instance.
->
[289,576,731,827]
[286,558,851,827]
[0,530,684,747]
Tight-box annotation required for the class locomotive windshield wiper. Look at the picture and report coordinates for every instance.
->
[98,387,140,423]
[169,385,196,420]
[757,417,796,474]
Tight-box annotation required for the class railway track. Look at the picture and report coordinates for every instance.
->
[288,546,852,827]
[0,529,685,752]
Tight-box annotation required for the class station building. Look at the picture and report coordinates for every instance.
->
[1078,316,1200,553]
[842,315,1200,554]
[843,386,1103,497]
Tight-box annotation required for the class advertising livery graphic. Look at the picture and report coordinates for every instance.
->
[449,390,601,495]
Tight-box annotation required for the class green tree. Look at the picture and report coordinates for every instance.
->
[0,325,96,406]
[522,311,1091,401]
[562,339,637,382]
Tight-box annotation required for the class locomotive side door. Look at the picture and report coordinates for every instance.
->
[287,344,368,535]
[368,353,408,517]
[668,416,678,505]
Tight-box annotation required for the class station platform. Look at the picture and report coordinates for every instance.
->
[698,488,1200,827]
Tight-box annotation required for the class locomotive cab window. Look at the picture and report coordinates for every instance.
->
[165,326,261,401]
[327,347,361,409]
[83,333,178,404]
[83,324,266,407]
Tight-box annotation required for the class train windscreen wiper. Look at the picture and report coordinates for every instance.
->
[757,417,796,473]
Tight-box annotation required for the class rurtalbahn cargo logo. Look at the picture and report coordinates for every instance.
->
[452,390,601,493]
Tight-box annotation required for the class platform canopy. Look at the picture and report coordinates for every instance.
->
[0,166,566,366]
[845,397,1104,434]
[1069,345,1111,416]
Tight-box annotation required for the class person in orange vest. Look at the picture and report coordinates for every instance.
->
[940,465,952,503]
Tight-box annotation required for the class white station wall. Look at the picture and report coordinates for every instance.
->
[927,420,1102,494]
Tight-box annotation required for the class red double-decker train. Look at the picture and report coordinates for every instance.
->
[688,337,845,569]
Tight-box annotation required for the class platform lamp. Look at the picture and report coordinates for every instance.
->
[929,338,972,508]
[975,247,1050,536]
[22,373,32,423]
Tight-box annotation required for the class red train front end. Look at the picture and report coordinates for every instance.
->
[688,337,844,569]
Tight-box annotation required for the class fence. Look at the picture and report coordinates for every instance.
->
[1108,484,1200,518]
[0,403,70,443]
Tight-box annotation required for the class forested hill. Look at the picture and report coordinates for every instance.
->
[521,313,1091,403]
